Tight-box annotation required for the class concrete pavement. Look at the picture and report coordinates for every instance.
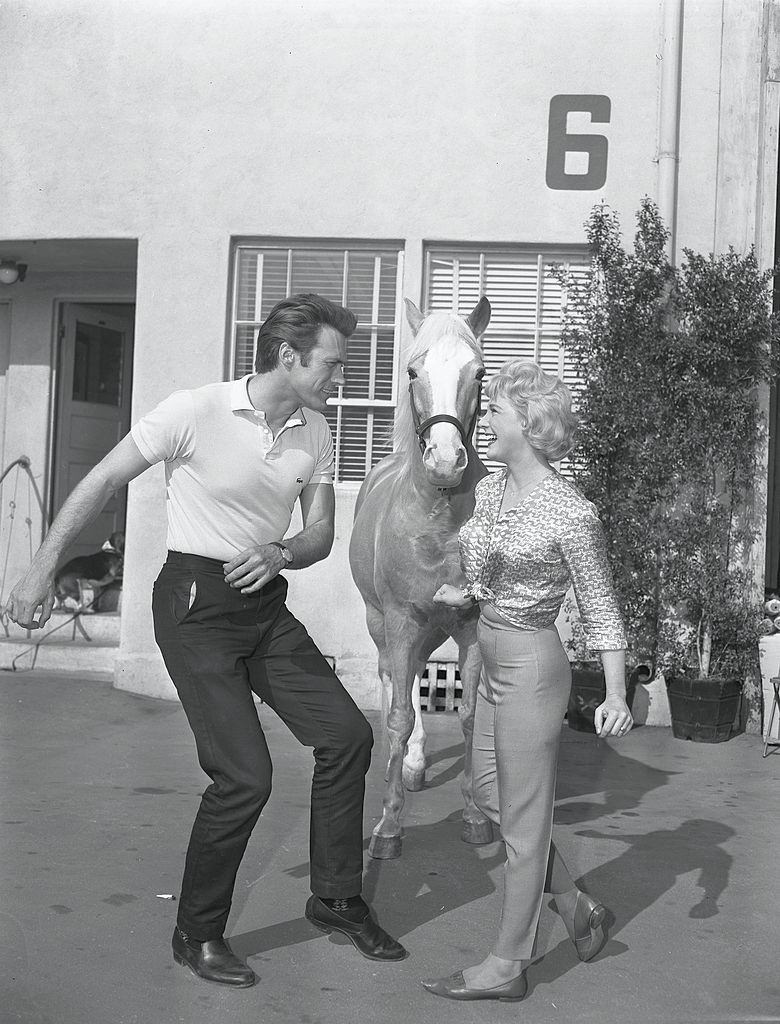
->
[1,670,778,1024]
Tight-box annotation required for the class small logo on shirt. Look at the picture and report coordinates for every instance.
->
[296,478,304,484]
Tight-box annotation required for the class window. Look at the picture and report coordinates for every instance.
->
[230,241,403,482]
[424,245,589,469]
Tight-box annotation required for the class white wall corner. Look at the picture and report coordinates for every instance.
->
[114,652,179,702]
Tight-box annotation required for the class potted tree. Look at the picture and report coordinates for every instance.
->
[556,200,779,738]
[658,246,780,740]
[554,199,680,728]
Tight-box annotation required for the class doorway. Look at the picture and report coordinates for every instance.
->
[52,302,135,562]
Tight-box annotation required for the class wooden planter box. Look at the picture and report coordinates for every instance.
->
[665,676,742,743]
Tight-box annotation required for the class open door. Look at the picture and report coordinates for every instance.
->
[52,303,134,562]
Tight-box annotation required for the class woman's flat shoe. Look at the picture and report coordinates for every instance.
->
[560,891,607,962]
[422,970,527,1002]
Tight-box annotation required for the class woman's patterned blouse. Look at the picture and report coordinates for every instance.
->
[459,469,626,651]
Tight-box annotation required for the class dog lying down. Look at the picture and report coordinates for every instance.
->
[54,532,124,611]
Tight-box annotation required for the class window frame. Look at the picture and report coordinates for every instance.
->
[227,237,405,484]
[423,241,591,472]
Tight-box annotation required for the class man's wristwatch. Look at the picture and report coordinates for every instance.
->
[270,541,294,566]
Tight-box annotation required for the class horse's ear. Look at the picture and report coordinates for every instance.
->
[467,296,491,339]
[404,298,425,336]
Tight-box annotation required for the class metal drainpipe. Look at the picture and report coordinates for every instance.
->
[657,0,684,263]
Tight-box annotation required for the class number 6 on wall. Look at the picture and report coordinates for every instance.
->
[546,95,611,190]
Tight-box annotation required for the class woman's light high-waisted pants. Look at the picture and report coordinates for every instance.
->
[472,614,575,960]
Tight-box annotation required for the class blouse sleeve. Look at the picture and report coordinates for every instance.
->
[558,511,627,651]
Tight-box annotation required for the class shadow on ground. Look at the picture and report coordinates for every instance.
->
[232,725,730,987]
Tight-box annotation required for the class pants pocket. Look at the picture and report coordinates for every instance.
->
[169,576,199,625]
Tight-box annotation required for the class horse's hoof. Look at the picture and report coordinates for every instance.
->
[461,819,494,845]
[402,766,425,791]
[368,834,403,859]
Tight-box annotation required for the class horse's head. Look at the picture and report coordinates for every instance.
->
[403,297,491,488]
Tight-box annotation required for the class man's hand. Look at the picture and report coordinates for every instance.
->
[594,694,633,738]
[432,584,473,609]
[5,570,56,629]
[223,545,286,594]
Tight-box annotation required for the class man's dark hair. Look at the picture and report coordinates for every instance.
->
[254,293,357,373]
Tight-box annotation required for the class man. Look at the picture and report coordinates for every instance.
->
[6,293,407,987]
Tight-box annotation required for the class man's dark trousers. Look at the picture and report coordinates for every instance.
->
[152,551,374,941]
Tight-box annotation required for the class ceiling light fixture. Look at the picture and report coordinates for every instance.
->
[0,260,28,285]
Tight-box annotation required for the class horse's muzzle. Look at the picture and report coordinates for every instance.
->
[422,442,468,487]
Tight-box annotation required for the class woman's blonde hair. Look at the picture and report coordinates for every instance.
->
[485,360,577,461]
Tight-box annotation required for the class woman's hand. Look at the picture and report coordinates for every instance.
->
[433,584,473,608]
[594,694,633,738]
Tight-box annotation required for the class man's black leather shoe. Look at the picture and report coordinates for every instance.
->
[305,896,409,961]
[172,927,257,986]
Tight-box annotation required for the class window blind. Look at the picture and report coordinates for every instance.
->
[231,242,402,482]
[424,246,589,470]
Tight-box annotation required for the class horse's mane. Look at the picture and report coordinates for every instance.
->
[391,311,482,455]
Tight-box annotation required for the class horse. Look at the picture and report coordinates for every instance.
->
[349,296,494,859]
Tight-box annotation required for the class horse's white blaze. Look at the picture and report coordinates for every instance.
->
[422,336,473,452]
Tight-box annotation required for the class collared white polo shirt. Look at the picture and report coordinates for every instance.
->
[131,375,334,560]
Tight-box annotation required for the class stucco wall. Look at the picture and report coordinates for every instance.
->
[0,0,774,717]
[3,0,663,240]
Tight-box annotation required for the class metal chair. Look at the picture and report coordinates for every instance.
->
[762,677,780,757]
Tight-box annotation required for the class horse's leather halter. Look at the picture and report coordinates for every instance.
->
[408,379,482,455]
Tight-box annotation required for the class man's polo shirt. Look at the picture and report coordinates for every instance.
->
[131,375,334,560]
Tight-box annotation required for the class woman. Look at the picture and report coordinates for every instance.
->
[423,360,632,1003]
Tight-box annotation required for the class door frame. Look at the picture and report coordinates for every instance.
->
[48,296,136,540]
[0,299,11,475]
[762,79,780,589]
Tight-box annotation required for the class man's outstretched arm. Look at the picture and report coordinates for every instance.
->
[5,434,152,628]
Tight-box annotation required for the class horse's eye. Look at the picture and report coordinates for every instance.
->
[407,368,417,380]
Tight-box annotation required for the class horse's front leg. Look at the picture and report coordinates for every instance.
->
[456,630,493,846]
[402,670,426,792]
[369,636,416,860]
[378,657,425,792]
